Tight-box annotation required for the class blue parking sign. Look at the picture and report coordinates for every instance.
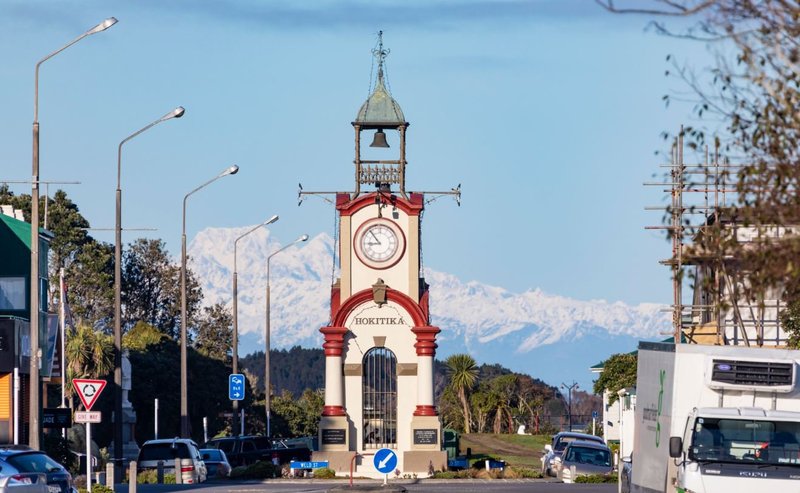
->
[229,374,245,401]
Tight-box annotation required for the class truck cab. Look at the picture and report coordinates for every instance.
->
[670,407,800,491]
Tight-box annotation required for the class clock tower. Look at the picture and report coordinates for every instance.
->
[312,35,448,476]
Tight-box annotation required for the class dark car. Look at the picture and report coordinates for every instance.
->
[203,436,310,467]
[0,448,75,493]
[541,431,605,477]
[199,449,231,479]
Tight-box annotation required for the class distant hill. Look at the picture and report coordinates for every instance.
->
[242,346,559,403]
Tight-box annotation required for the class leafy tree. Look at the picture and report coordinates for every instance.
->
[444,354,479,433]
[45,190,91,274]
[780,300,800,349]
[597,1,800,304]
[122,238,202,338]
[65,324,113,401]
[271,388,324,437]
[593,353,638,404]
[193,303,233,361]
[65,240,114,328]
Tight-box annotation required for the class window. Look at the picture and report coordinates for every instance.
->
[362,347,397,448]
[0,278,25,310]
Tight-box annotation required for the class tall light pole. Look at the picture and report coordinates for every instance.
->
[114,106,183,471]
[181,165,240,438]
[30,16,117,449]
[562,381,579,432]
[265,234,309,438]
[232,215,278,436]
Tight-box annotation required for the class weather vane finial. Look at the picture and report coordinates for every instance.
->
[372,30,390,79]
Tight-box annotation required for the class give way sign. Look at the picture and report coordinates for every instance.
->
[72,379,107,411]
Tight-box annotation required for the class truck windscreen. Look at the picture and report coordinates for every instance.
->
[689,417,800,466]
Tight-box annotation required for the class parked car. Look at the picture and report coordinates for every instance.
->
[0,448,75,493]
[202,436,310,467]
[199,449,231,479]
[0,473,48,493]
[620,455,632,493]
[137,438,207,484]
[541,431,605,477]
[553,440,613,483]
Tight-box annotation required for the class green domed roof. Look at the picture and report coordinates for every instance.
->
[355,68,405,126]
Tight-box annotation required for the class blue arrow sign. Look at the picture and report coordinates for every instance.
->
[373,448,397,474]
[592,410,599,419]
[229,374,245,401]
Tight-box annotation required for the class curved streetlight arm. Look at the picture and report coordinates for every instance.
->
[266,234,309,280]
[34,17,118,121]
[181,167,239,236]
[234,215,279,273]
[117,107,184,189]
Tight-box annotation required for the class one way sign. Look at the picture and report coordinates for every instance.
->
[229,374,245,401]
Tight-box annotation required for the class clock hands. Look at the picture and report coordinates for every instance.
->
[368,230,382,246]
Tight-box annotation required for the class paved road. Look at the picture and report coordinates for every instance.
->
[115,479,617,493]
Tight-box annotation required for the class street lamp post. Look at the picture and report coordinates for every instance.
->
[181,165,240,438]
[232,215,278,436]
[114,106,183,472]
[29,16,117,450]
[265,234,309,438]
[562,381,579,432]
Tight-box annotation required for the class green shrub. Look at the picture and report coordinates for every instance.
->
[506,467,541,479]
[431,469,478,479]
[78,486,114,493]
[313,467,336,479]
[228,461,280,479]
[136,469,175,484]
[575,472,618,483]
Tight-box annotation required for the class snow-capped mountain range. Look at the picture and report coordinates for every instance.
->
[188,225,670,389]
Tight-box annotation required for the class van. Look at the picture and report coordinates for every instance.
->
[137,438,207,484]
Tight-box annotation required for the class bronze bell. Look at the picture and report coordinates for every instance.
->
[370,129,389,148]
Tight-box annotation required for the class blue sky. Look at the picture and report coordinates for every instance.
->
[0,1,708,307]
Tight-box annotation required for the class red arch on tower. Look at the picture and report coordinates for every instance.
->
[330,287,428,328]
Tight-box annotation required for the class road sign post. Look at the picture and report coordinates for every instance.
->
[229,374,245,401]
[373,448,397,485]
[592,410,598,436]
[72,379,107,493]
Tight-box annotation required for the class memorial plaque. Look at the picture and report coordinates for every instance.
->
[413,428,438,445]
[322,428,346,445]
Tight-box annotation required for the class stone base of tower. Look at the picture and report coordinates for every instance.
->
[317,415,350,452]
[311,450,356,475]
[403,450,448,475]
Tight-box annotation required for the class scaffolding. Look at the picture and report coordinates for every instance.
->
[645,130,788,347]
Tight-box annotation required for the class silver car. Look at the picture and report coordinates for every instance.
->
[0,474,48,493]
[541,431,605,477]
[137,438,207,484]
[553,440,613,483]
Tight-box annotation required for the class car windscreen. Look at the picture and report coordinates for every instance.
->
[139,443,192,461]
[564,446,611,466]
[5,453,63,473]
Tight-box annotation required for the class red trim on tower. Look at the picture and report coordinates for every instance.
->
[330,284,341,320]
[336,192,424,217]
[411,326,440,356]
[323,405,347,417]
[331,287,428,328]
[320,326,348,356]
[413,405,438,417]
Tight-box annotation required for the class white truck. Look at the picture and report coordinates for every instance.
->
[630,341,800,492]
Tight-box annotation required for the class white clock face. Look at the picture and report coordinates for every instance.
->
[355,220,405,268]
